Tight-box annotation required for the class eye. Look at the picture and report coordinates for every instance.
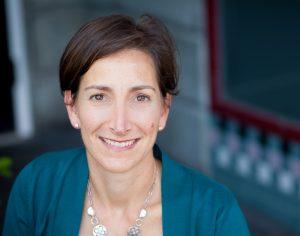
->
[90,94,105,101]
[136,94,150,102]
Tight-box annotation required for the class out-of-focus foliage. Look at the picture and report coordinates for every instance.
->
[0,157,13,178]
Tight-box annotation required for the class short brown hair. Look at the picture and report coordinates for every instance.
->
[59,14,179,98]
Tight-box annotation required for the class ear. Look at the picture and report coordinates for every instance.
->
[64,90,80,129]
[158,94,172,131]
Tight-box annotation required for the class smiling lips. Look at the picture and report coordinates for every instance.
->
[101,137,138,149]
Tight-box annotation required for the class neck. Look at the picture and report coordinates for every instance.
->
[87,156,158,212]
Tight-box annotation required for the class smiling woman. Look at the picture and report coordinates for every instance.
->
[3,14,250,236]
[65,49,169,174]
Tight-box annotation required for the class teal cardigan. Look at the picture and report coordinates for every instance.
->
[3,146,250,235]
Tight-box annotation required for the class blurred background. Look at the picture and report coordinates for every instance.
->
[1,0,300,235]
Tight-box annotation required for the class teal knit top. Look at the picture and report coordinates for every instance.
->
[3,146,250,235]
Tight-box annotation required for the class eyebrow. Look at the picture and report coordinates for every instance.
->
[84,85,157,92]
[130,85,156,92]
[84,85,111,91]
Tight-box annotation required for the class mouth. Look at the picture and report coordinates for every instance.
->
[100,137,139,149]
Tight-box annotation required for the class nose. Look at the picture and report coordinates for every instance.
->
[109,102,131,135]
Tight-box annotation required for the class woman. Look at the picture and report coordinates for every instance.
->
[3,14,250,235]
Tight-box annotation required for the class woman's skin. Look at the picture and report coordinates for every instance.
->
[64,49,171,235]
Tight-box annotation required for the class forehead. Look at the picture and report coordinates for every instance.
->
[81,49,159,87]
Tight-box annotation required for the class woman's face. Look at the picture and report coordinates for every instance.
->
[65,49,171,173]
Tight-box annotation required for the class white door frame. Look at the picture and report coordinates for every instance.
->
[3,0,34,142]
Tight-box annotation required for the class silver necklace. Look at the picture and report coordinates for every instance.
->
[87,164,157,236]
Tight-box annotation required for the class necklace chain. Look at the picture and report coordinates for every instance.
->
[87,163,158,236]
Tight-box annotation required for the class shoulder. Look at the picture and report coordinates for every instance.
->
[14,147,86,188]
[161,151,250,235]
[3,147,88,235]
[162,151,235,205]
[10,146,87,207]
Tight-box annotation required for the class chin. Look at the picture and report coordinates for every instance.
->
[92,152,138,173]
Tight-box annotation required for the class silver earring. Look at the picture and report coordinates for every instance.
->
[74,123,79,129]
[158,126,163,131]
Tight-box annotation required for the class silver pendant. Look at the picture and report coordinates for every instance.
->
[93,224,107,236]
[128,226,141,236]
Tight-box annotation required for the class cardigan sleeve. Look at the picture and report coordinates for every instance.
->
[214,191,250,236]
[2,163,35,236]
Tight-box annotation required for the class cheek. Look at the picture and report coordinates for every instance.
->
[131,104,162,126]
[133,111,160,130]
[77,105,108,127]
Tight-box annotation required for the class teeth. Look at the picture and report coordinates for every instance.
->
[103,138,135,148]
